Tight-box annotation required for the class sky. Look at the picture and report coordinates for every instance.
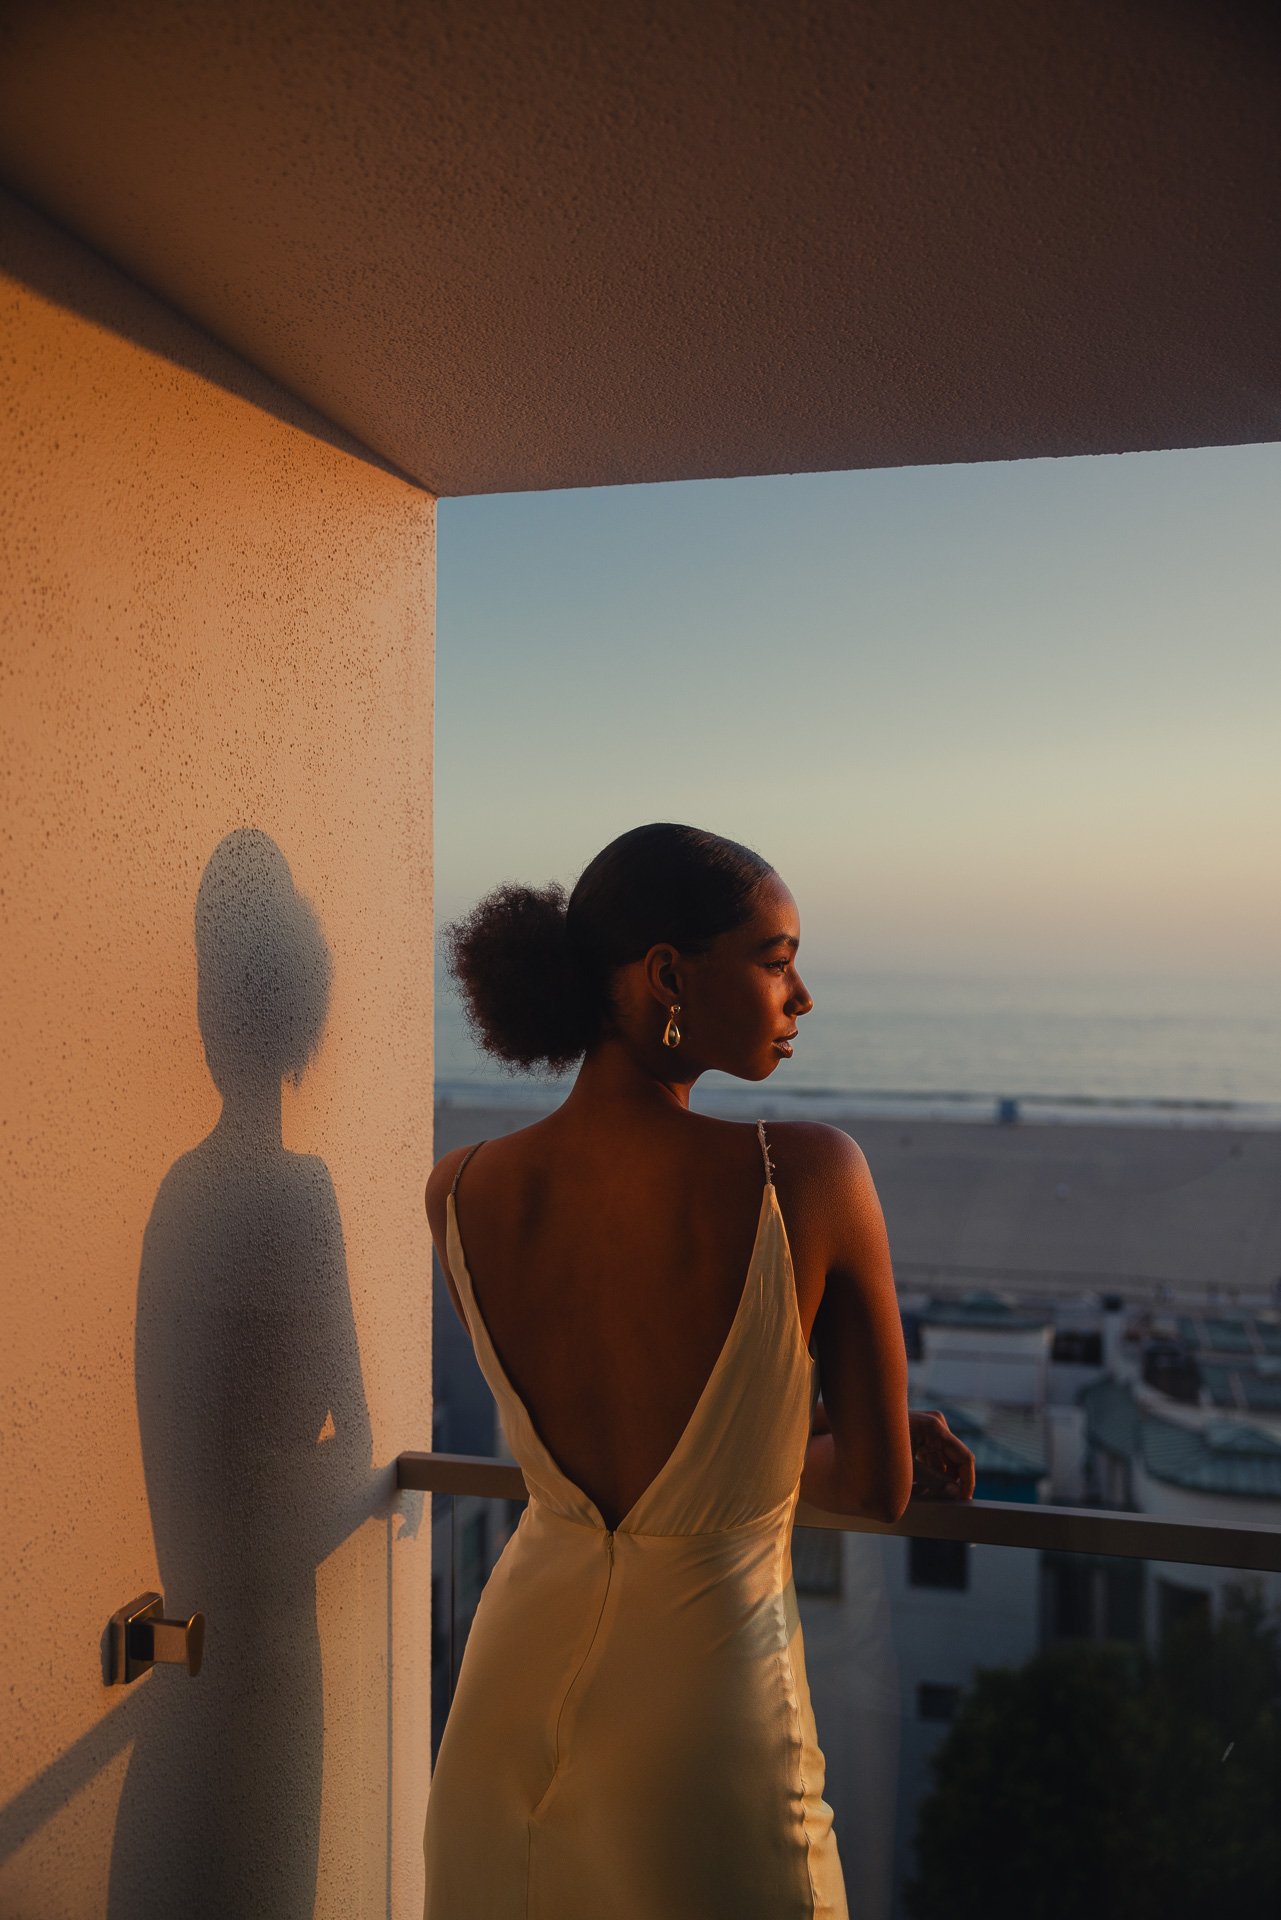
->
[435,442,1280,983]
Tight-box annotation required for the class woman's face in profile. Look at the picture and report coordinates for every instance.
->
[684,871,813,1082]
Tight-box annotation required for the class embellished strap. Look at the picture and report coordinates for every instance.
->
[755,1119,775,1185]
[451,1139,487,1198]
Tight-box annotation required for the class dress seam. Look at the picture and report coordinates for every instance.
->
[526,1538,617,1831]
[779,1529,821,1917]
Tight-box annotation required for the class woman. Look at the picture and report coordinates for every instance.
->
[423,823,973,1920]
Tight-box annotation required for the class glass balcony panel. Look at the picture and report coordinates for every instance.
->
[797,1533,1281,1918]
[423,1470,1280,1915]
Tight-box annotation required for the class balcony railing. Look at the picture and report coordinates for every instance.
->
[404,1450,1281,1916]
[398,1450,1281,1571]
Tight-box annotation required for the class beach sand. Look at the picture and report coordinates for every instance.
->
[433,1095,1281,1306]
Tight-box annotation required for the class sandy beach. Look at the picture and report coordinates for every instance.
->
[434,1095,1281,1307]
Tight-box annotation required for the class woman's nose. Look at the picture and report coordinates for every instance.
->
[791,976,814,1017]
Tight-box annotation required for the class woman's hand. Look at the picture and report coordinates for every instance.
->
[908,1408,975,1501]
[810,1399,975,1501]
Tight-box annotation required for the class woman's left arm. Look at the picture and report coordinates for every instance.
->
[811,1399,975,1500]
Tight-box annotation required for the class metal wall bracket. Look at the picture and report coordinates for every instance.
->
[109,1591,205,1684]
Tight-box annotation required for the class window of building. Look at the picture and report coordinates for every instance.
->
[1047,1557,1095,1638]
[1142,1341,1201,1404]
[1104,1561,1144,1641]
[908,1537,969,1590]
[1042,1554,1145,1645]
[1157,1578,1211,1640]
[1051,1329,1102,1365]
[917,1682,961,1723]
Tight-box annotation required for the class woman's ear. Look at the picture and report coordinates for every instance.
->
[644,944,681,1005]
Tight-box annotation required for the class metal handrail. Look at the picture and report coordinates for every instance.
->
[398,1451,1281,1574]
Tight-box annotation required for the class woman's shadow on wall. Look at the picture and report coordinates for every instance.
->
[109,829,391,1920]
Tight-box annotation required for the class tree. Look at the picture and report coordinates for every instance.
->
[906,1589,1281,1919]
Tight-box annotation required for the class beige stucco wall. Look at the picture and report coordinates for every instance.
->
[0,190,435,1918]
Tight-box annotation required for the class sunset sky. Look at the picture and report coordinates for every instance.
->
[436,442,1279,982]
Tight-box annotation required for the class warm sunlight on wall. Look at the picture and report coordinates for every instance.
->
[0,192,434,1918]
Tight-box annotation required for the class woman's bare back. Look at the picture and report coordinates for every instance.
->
[432,1109,831,1529]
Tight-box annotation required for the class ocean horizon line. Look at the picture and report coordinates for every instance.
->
[432,1075,1281,1130]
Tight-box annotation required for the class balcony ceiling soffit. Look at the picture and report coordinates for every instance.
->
[0,1,1278,495]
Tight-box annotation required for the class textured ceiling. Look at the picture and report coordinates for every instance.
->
[0,1,1277,495]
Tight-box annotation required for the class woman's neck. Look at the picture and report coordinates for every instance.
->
[564,1037,699,1117]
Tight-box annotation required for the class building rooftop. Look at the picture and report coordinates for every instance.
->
[1082,1377,1281,1501]
[1173,1314,1281,1358]
[1199,1363,1281,1418]
[920,1291,1052,1333]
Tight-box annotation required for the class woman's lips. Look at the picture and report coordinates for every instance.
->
[773,1036,795,1057]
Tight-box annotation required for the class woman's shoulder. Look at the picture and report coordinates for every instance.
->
[765,1120,887,1272]
[762,1117,869,1179]
[425,1140,474,1197]
[424,1116,556,1212]
[760,1120,879,1231]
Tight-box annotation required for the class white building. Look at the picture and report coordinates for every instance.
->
[1082,1371,1281,1637]
[800,1291,1053,1916]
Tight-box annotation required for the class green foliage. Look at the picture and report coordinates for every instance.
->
[905,1588,1281,1920]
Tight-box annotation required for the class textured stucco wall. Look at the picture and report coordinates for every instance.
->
[0,189,435,1918]
[2,0,1278,493]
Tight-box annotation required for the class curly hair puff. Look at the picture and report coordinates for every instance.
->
[445,824,774,1073]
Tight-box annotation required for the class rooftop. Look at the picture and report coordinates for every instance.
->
[1083,1377,1281,1502]
[1197,1359,1281,1417]
[919,1291,1052,1333]
[1174,1314,1281,1358]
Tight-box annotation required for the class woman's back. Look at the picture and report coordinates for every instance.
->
[438,1107,831,1529]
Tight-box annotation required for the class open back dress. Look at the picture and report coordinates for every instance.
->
[424,1121,848,1919]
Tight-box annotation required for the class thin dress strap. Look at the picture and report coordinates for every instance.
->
[755,1119,775,1185]
[451,1139,487,1197]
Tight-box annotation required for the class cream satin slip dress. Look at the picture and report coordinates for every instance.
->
[424,1121,848,1920]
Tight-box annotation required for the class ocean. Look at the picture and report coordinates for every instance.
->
[435,967,1281,1127]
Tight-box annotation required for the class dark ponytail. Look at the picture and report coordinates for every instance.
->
[445,823,774,1072]
[443,881,593,1072]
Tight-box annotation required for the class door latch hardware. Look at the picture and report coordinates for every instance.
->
[109,1591,205,1684]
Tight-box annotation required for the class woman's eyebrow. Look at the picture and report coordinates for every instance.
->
[755,934,799,952]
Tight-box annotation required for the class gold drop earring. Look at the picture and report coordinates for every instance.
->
[662,1004,682,1049]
